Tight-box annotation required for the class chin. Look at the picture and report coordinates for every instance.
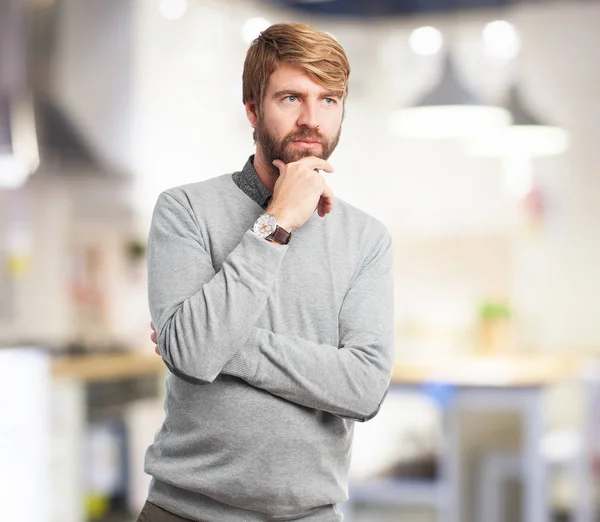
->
[289,151,314,162]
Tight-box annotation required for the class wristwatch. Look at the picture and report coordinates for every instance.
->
[252,213,292,245]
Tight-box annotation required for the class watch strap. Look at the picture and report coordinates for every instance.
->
[267,225,291,245]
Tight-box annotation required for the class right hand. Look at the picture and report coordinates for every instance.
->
[269,156,334,231]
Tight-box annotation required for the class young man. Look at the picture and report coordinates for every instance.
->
[141,23,394,522]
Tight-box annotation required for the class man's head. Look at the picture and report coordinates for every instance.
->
[242,23,350,168]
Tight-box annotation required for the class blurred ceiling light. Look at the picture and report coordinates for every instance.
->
[466,85,570,157]
[483,20,520,60]
[0,95,39,190]
[159,0,187,21]
[0,155,30,190]
[409,26,443,56]
[466,86,569,199]
[390,54,511,139]
[242,17,271,45]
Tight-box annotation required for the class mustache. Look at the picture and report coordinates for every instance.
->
[282,128,325,147]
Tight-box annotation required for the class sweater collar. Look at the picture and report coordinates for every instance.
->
[232,155,272,210]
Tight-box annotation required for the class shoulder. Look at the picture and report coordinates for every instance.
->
[160,173,234,208]
[150,174,236,231]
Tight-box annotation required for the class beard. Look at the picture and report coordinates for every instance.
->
[255,119,341,175]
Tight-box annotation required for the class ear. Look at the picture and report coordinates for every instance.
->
[245,101,259,127]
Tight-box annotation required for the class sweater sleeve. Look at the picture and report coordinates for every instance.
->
[147,191,288,384]
[222,230,395,422]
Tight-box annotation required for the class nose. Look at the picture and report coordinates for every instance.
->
[296,99,319,129]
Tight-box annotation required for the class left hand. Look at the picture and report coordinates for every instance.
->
[150,322,160,356]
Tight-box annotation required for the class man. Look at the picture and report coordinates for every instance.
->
[140,22,394,522]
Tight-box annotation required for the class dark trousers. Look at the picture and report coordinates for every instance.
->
[136,501,196,522]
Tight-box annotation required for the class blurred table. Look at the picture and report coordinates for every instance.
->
[52,351,166,381]
[392,354,579,387]
[387,354,587,522]
[53,353,593,522]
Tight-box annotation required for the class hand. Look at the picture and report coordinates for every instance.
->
[150,322,160,356]
[269,156,334,231]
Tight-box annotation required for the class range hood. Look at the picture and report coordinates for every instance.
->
[0,0,103,190]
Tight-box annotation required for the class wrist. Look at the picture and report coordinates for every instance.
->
[252,212,292,245]
[266,207,293,231]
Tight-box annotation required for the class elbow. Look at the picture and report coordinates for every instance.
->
[162,358,215,385]
[351,373,390,422]
[342,340,394,422]
[359,386,388,422]
[159,322,221,385]
[161,343,222,385]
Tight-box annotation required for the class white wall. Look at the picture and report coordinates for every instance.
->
[0,168,145,347]
[0,177,72,344]
[509,2,600,350]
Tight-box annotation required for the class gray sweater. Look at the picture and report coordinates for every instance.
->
[145,158,395,521]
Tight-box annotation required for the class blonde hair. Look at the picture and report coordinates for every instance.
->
[242,23,350,116]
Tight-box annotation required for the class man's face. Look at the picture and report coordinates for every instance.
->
[251,63,344,168]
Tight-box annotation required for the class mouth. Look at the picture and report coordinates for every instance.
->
[290,140,322,148]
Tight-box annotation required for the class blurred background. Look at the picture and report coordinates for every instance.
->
[1,0,600,521]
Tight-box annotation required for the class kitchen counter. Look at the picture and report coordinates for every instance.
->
[51,350,588,386]
[51,351,166,382]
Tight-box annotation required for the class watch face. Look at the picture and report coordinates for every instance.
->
[253,213,278,238]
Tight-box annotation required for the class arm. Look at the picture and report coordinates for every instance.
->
[149,156,336,383]
[147,190,288,384]
[222,231,395,422]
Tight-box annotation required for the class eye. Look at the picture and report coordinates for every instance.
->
[284,95,298,103]
[324,97,337,105]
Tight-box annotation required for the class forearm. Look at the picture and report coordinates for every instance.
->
[154,247,275,383]
[222,228,395,420]
[222,325,394,421]
[148,192,288,383]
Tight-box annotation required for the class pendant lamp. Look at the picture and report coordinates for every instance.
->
[465,84,570,157]
[390,53,512,139]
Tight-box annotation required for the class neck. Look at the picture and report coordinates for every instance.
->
[252,146,278,194]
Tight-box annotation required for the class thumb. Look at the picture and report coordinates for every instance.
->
[272,159,285,171]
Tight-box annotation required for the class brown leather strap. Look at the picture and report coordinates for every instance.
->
[267,225,291,245]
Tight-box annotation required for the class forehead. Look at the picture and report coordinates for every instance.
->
[265,62,330,95]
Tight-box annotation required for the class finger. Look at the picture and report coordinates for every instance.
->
[272,159,286,172]
[294,156,334,174]
[319,198,333,217]
[318,195,333,217]
[318,196,326,217]
[155,345,161,356]
[151,331,157,344]
[151,322,156,333]
[320,185,334,216]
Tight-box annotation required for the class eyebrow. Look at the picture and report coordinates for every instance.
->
[271,89,344,99]
[321,91,344,99]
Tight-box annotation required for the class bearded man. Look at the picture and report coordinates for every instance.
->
[140,22,395,522]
